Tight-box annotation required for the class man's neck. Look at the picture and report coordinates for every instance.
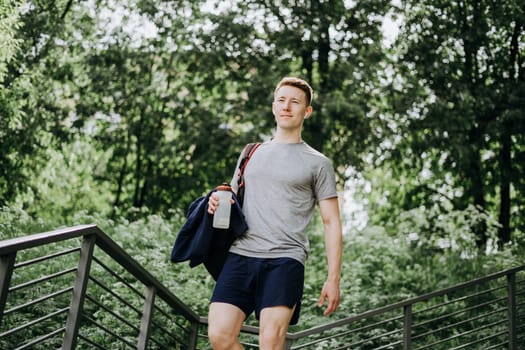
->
[272,130,303,144]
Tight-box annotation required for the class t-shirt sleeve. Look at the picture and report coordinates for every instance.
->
[315,159,338,201]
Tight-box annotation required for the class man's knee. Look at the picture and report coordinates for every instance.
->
[208,324,240,350]
[259,324,287,349]
[208,327,244,350]
[258,306,294,349]
[208,302,245,349]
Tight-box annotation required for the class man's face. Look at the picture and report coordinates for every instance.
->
[272,85,313,130]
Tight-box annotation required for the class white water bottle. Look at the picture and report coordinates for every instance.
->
[212,183,233,229]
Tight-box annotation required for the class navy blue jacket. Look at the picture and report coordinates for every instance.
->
[170,190,248,280]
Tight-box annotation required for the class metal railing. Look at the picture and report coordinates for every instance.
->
[0,225,524,349]
[282,268,525,350]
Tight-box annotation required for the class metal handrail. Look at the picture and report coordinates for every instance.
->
[289,265,525,340]
[0,225,198,322]
[1,224,524,349]
[0,225,201,349]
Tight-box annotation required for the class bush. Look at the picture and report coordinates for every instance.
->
[1,202,523,338]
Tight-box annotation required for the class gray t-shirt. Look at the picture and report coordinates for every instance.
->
[229,141,338,265]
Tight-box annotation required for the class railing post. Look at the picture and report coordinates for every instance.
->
[62,235,96,350]
[284,337,293,350]
[0,253,16,325]
[507,273,517,350]
[187,321,200,350]
[137,286,156,350]
[403,304,412,350]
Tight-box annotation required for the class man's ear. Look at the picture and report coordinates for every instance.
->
[304,105,313,119]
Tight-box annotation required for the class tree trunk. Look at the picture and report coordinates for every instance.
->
[465,130,487,247]
[498,19,522,245]
[498,124,511,244]
[111,131,131,220]
[133,117,144,208]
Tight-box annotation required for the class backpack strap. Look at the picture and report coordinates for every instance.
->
[237,142,261,206]
[239,143,261,176]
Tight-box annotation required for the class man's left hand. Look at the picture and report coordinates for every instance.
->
[318,280,340,316]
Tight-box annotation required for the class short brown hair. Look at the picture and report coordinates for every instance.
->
[274,77,314,106]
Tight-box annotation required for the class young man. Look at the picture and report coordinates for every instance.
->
[207,77,343,350]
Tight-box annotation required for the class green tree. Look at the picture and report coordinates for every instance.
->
[0,0,73,207]
[385,0,525,245]
[1,0,395,218]
[71,0,247,216]
[180,0,393,185]
[0,0,22,82]
[0,0,23,205]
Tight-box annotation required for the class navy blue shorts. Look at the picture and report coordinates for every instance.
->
[211,253,305,325]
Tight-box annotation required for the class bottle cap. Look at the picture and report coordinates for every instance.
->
[216,183,232,191]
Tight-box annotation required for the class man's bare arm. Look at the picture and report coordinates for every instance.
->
[317,197,343,316]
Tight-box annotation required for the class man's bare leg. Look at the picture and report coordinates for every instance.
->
[208,302,245,350]
[258,306,295,350]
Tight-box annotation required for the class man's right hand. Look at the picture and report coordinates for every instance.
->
[207,192,220,214]
[208,191,236,214]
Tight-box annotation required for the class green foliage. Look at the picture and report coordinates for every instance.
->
[0,205,51,240]
[384,0,525,244]
[2,0,523,247]
[15,136,114,222]
[292,203,523,332]
[1,0,525,346]
[0,0,23,83]
[1,198,524,346]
